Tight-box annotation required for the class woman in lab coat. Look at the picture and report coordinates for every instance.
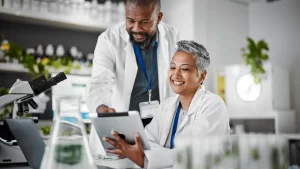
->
[104,40,230,169]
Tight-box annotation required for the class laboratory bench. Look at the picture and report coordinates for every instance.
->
[0,157,140,169]
[1,166,111,169]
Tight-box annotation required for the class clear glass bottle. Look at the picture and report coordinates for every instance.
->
[22,0,32,10]
[57,0,65,14]
[39,96,96,169]
[83,1,91,21]
[104,0,112,25]
[64,0,72,16]
[97,3,105,23]
[48,0,57,13]
[12,0,22,9]
[40,0,48,13]
[32,0,41,12]
[117,2,125,23]
[3,0,12,8]
[90,0,98,20]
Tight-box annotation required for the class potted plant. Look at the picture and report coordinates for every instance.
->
[0,88,12,120]
[0,36,80,79]
[241,37,269,83]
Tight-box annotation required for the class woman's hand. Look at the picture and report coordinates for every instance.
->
[97,105,116,113]
[103,130,145,168]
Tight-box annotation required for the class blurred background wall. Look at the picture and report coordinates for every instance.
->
[162,0,300,127]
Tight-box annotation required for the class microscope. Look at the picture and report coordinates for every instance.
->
[0,72,67,166]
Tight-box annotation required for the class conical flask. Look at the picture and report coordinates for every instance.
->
[40,96,97,169]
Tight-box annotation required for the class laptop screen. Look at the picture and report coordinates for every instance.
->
[6,119,45,169]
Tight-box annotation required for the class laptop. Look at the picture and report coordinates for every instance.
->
[5,119,45,169]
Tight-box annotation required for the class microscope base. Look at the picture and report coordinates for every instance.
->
[0,139,27,166]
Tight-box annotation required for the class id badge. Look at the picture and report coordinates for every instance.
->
[139,100,159,119]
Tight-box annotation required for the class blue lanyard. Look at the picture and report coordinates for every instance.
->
[170,103,181,149]
[133,42,158,94]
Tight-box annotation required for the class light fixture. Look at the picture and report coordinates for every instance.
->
[236,73,262,102]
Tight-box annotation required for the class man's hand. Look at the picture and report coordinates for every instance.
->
[97,105,116,113]
[103,131,145,168]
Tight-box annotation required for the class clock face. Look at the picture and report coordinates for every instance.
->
[236,74,262,102]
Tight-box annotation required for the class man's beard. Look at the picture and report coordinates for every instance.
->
[128,31,153,48]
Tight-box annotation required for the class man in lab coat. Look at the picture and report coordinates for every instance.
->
[86,0,179,154]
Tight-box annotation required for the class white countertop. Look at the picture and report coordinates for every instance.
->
[0,159,139,169]
[95,158,141,169]
[282,134,300,140]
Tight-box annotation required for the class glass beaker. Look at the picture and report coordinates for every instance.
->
[174,134,289,169]
[40,96,97,169]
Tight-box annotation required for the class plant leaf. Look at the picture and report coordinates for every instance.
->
[257,40,269,51]
[261,54,269,60]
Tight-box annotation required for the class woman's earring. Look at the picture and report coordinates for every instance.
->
[197,80,201,86]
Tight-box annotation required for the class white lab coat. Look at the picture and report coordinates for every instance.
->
[86,22,180,154]
[144,88,230,169]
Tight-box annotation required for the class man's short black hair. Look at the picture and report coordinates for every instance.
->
[126,0,161,12]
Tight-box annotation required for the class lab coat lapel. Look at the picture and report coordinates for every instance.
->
[176,89,205,132]
[159,96,180,146]
[121,30,138,110]
[157,25,170,102]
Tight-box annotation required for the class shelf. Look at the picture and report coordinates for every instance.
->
[229,111,276,120]
[0,63,92,76]
[0,62,29,73]
[48,66,92,76]
[0,6,111,33]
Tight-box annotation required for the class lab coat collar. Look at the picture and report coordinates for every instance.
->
[160,88,206,145]
[186,87,206,116]
[176,88,206,132]
[121,22,170,103]
[121,22,137,109]
[157,25,169,102]
[172,87,206,116]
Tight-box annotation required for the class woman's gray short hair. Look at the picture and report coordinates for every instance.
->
[176,40,210,74]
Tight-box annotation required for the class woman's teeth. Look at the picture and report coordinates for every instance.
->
[173,81,184,85]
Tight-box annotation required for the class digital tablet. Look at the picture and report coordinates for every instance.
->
[89,111,150,156]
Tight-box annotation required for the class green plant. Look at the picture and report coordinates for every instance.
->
[241,37,269,83]
[40,125,51,136]
[0,87,12,120]
[86,126,91,134]
[2,41,49,78]
[1,39,80,78]
[252,147,260,160]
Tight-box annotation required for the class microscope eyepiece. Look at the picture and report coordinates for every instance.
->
[29,72,67,95]
[48,72,67,86]
[28,99,38,109]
